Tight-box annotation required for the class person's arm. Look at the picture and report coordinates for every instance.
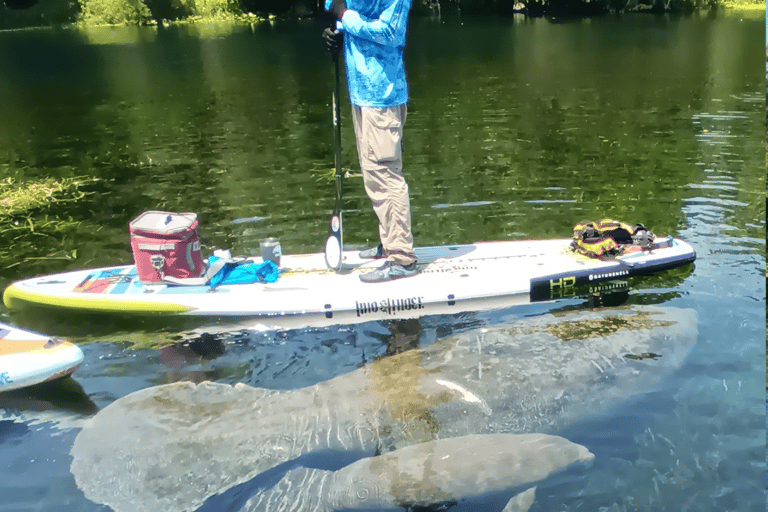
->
[332,0,410,48]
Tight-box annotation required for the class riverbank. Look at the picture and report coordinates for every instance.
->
[0,0,267,31]
[0,0,763,31]
[719,0,766,18]
[720,0,765,9]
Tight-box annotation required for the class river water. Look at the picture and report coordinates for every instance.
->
[0,12,764,512]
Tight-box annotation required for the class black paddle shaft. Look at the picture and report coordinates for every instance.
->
[332,53,343,210]
[322,48,344,271]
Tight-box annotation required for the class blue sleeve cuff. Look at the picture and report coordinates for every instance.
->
[340,10,361,32]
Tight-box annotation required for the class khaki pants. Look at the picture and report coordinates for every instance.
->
[351,104,416,266]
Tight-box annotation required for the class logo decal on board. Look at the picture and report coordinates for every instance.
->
[588,270,629,281]
[356,296,424,317]
[422,262,477,274]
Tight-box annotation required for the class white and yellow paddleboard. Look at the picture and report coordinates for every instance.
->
[0,322,84,392]
[3,237,695,328]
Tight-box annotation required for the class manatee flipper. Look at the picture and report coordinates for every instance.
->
[502,487,537,512]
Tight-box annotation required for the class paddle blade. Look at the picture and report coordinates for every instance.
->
[324,214,342,270]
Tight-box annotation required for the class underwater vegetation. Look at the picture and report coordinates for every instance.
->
[0,168,95,271]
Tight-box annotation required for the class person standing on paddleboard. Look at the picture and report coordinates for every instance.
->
[323,0,418,283]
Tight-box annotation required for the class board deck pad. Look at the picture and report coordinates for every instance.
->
[0,322,84,392]
[3,237,695,328]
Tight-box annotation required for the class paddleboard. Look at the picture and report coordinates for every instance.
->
[3,237,695,327]
[0,322,84,392]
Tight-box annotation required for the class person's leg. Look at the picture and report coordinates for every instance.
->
[354,104,416,266]
[352,105,384,260]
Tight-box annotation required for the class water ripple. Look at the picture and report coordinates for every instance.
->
[432,201,496,209]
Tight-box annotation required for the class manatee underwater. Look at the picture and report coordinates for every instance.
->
[243,433,594,512]
[70,305,697,512]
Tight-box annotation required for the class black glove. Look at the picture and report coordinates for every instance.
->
[323,27,344,55]
[331,0,347,20]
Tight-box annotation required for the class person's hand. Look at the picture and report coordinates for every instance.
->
[323,27,344,56]
[331,0,347,20]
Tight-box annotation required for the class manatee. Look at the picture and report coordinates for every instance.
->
[71,305,696,512]
[242,433,593,512]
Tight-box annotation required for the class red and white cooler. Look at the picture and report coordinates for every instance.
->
[129,211,205,283]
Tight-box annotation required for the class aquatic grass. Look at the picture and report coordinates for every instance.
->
[0,173,96,270]
[0,168,98,213]
[313,167,359,182]
[0,216,82,270]
[1,177,84,217]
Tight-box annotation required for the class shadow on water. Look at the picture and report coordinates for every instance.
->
[0,377,98,416]
[5,307,227,344]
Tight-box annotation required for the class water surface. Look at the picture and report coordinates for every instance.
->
[0,12,764,512]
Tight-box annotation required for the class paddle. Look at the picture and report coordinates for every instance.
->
[324,48,344,271]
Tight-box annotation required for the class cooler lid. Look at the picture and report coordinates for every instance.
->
[129,211,198,235]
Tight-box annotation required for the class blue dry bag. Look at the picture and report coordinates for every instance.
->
[207,255,279,288]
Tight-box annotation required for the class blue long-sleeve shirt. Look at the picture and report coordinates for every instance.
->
[325,0,412,107]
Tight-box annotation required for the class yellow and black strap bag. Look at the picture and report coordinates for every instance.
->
[571,219,653,259]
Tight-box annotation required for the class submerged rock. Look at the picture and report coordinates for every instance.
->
[70,305,696,512]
